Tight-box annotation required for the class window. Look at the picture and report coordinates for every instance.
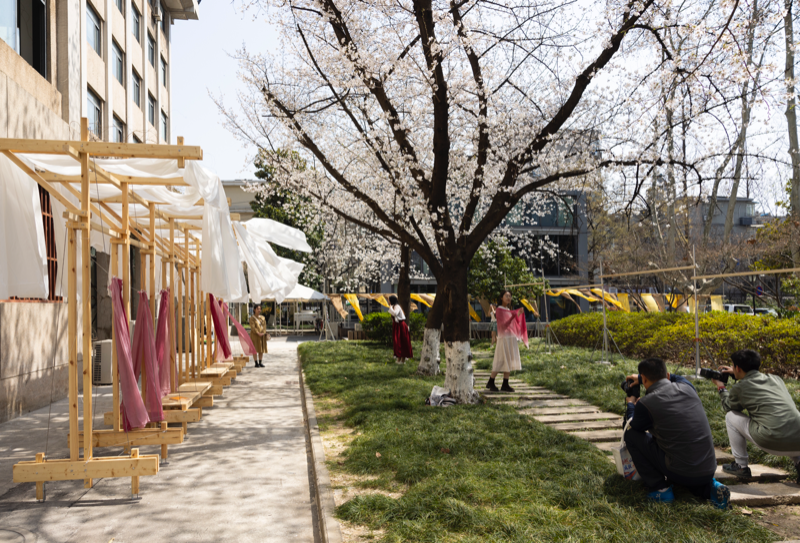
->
[132,70,141,107]
[87,4,101,55]
[113,116,125,143]
[160,56,167,85]
[87,89,103,138]
[132,5,141,42]
[112,41,124,84]
[133,133,142,143]
[1,0,48,77]
[160,110,168,141]
[148,93,155,125]
[159,3,165,33]
[115,0,124,15]
[147,33,155,66]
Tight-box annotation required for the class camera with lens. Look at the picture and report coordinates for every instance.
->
[620,379,641,399]
[699,368,730,384]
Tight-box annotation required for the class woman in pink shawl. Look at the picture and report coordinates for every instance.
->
[486,290,528,392]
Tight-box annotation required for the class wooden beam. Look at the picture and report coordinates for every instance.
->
[79,118,94,487]
[13,454,160,483]
[0,138,203,160]
[600,265,696,279]
[41,172,189,186]
[693,267,800,280]
[103,408,201,425]
[72,428,184,448]
[67,226,78,461]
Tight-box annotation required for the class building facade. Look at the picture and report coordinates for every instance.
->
[0,0,199,423]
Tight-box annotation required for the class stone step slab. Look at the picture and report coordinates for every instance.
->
[728,482,800,506]
[570,429,624,442]
[551,420,623,432]
[484,393,566,400]
[714,464,790,483]
[518,399,590,408]
[715,449,735,464]
[520,406,601,416]
[534,412,622,423]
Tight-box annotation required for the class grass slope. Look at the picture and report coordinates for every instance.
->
[300,341,776,543]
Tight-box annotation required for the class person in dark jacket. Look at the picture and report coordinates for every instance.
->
[623,358,729,508]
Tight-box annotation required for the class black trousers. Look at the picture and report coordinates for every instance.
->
[625,430,715,498]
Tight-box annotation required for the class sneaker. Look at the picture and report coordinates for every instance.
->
[709,479,730,510]
[647,486,674,504]
[722,462,752,478]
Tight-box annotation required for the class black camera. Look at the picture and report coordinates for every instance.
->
[699,368,730,384]
[620,379,641,399]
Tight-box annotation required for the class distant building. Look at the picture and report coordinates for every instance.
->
[223,179,258,221]
[690,196,766,240]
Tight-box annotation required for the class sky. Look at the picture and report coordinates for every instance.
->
[170,2,278,181]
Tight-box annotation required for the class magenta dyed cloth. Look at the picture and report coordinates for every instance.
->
[223,303,257,357]
[110,278,149,431]
[214,298,232,361]
[155,289,173,397]
[208,294,232,359]
[131,291,165,422]
[496,306,528,348]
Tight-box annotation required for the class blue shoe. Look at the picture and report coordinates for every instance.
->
[709,478,730,510]
[647,486,674,503]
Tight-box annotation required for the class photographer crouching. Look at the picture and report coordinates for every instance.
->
[712,350,800,482]
[622,358,729,508]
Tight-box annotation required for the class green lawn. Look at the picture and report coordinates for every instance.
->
[299,340,779,543]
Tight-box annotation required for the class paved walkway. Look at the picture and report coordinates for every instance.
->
[0,337,318,543]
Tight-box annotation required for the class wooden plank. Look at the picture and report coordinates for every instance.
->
[178,381,212,395]
[728,483,800,506]
[68,227,79,461]
[161,393,196,411]
[13,455,160,483]
[550,420,622,431]
[694,267,800,281]
[601,265,695,279]
[0,138,202,159]
[533,412,622,423]
[200,367,229,377]
[194,396,213,408]
[570,429,624,442]
[72,428,184,448]
[104,409,201,425]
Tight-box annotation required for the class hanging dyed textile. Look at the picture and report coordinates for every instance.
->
[214,298,232,361]
[154,289,172,397]
[110,278,149,431]
[223,303,257,357]
[208,293,232,359]
[496,306,528,348]
[131,291,164,422]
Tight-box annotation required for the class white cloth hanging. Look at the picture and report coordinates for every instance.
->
[0,154,49,299]
[245,217,313,253]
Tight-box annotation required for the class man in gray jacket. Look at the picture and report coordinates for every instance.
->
[712,350,800,481]
[624,358,729,508]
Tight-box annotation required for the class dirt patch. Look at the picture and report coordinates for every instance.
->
[742,504,800,541]
[316,399,404,542]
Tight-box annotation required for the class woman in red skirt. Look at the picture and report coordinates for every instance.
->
[388,295,413,364]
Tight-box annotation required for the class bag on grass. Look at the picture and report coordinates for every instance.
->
[612,419,641,481]
[426,385,456,407]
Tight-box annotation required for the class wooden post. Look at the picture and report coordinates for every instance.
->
[118,182,129,432]
[149,203,156,320]
[80,118,93,487]
[189,258,196,378]
[131,448,140,495]
[206,292,212,368]
[184,227,191,382]
[169,219,176,390]
[111,241,120,433]
[67,226,79,461]
[35,453,45,500]
[160,421,168,462]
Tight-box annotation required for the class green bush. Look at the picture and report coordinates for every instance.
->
[550,311,800,372]
[362,312,427,344]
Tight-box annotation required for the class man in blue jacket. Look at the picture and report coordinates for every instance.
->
[623,358,729,508]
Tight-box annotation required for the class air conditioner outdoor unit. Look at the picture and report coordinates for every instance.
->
[92,339,113,386]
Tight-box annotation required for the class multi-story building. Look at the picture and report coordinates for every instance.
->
[0,0,199,423]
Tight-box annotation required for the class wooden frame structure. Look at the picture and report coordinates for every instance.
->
[4,122,238,498]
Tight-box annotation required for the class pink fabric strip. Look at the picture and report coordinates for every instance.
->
[208,293,232,359]
[223,303,257,357]
[215,298,232,361]
[131,291,165,422]
[496,306,529,348]
[110,278,149,431]
[155,289,172,397]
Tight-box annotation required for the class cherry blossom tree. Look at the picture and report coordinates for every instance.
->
[218,0,747,402]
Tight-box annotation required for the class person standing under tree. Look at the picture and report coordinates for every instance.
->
[249,304,269,367]
[388,295,413,364]
[486,290,528,392]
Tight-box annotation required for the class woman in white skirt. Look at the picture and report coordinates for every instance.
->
[486,290,528,392]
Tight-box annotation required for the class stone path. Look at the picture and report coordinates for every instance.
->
[474,370,800,507]
[0,337,317,543]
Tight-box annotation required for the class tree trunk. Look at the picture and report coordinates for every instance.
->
[398,244,411,317]
[438,265,478,404]
[784,0,800,265]
[417,293,443,376]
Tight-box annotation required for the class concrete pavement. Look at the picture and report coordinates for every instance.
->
[0,336,318,543]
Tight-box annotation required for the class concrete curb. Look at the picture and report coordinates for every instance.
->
[300,368,343,543]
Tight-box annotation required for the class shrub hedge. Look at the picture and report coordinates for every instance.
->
[362,312,427,344]
[549,311,800,374]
